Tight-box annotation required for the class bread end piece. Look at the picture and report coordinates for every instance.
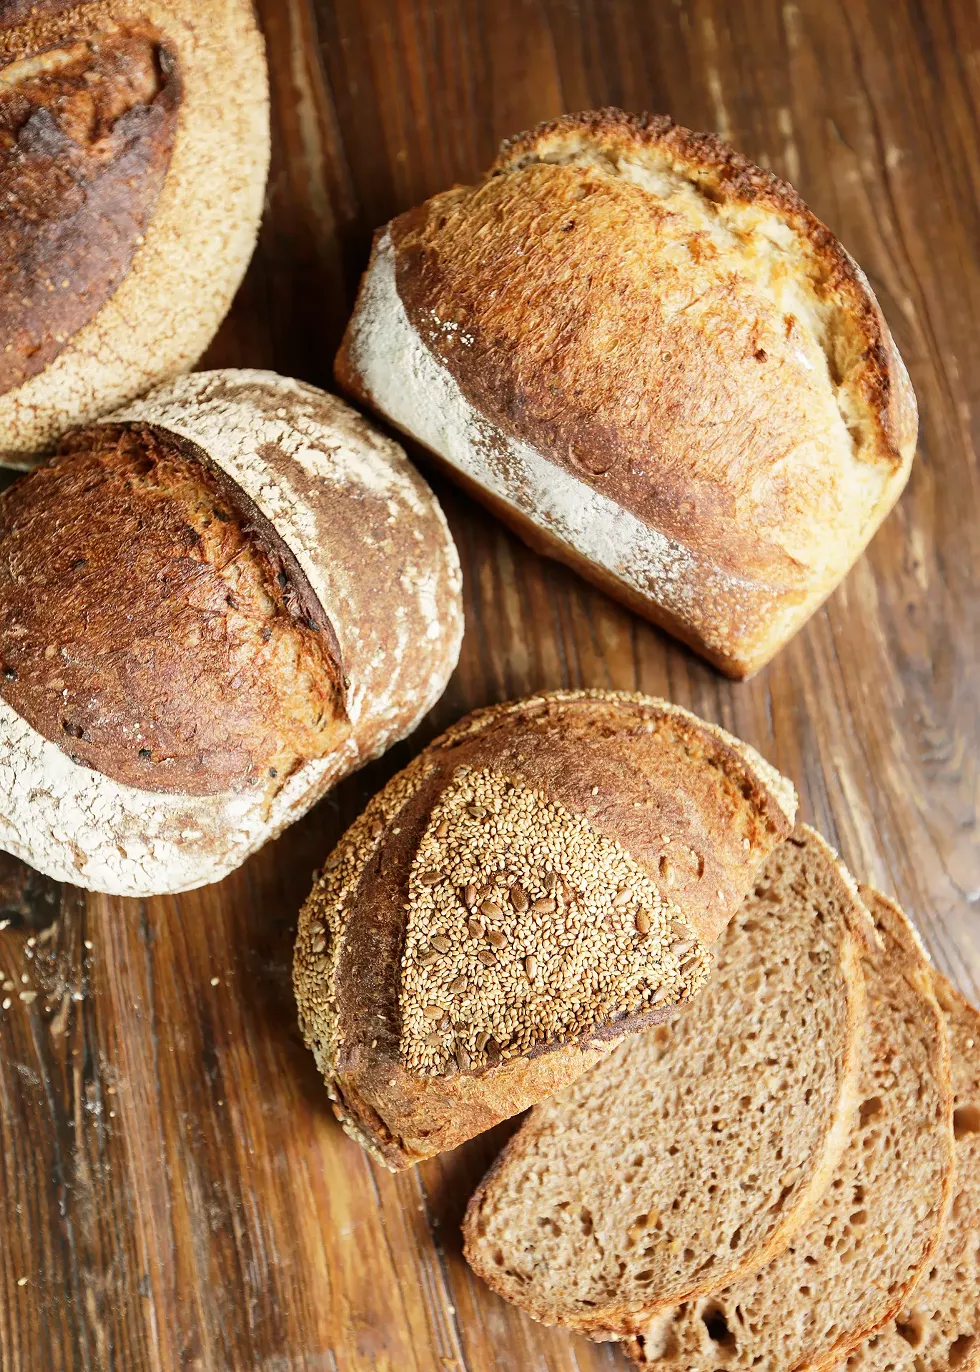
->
[294,689,796,1168]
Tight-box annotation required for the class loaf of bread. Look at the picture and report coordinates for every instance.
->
[463,827,873,1334]
[293,689,796,1169]
[831,968,979,1372]
[0,369,463,895]
[336,108,918,678]
[621,888,952,1371]
[0,0,269,465]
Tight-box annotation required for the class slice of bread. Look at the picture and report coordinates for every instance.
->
[463,827,872,1332]
[623,888,953,1372]
[831,961,980,1372]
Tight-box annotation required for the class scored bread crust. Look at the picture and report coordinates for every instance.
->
[462,826,873,1333]
[623,888,954,1372]
[294,690,796,1170]
[0,370,463,895]
[336,108,917,677]
[0,0,270,465]
[830,963,980,1372]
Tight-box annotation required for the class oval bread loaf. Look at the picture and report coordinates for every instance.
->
[463,826,873,1334]
[0,369,464,895]
[336,108,918,678]
[0,0,269,464]
[293,689,797,1170]
[624,888,954,1372]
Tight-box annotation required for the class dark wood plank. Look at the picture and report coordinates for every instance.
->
[3,0,980,1366]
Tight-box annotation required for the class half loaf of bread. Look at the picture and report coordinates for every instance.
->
[0,369,463,895]
[463,826,873,1334]
[293,689,796,1169]
[336,108,918,677]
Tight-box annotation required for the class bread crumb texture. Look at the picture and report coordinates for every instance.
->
[831,972,980,1372]
[626,890,953,1371]
[0,0,269,461]
[463,827,870,1331]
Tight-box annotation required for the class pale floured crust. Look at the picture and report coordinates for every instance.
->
[0,0,270,464]
[293,689,796,1169]
[0,370,463,895]
[336,109,918,677]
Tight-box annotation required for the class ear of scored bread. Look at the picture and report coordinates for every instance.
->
[293,690,796,1169]
[336,108,917,677]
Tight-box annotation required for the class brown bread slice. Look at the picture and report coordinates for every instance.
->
[622,888,953,1372]
[463,827,872,1332]
[831,961,980,1372]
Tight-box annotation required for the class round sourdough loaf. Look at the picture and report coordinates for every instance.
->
[336,108,918,678]
[0,0,269,465]
[462,827,874,1333]
[293,689,797,1170]
[0,369,464,895]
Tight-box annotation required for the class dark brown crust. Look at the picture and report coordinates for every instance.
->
[0,12,180,393]
[0,422,349,795]
[311,690,794,1168]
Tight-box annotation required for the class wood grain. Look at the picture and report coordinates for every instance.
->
[3,0,980,1366]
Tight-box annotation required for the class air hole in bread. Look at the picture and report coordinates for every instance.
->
[701,1302,736,1350]
[895,1311,927,1348]
[859,1097,883,1126]
[953,1104,980,1139]
[950,1334,977,1367]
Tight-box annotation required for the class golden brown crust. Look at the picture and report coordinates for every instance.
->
[0,422,348,795]
[338,107,918,676]
[294,689,797,1169]
[0,15,179,393]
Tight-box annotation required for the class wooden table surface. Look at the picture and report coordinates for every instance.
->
[3,0,979,1367]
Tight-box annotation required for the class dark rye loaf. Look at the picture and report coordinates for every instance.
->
[294,690,796,1169]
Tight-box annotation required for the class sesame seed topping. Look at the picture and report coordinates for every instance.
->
[397,767,710,1076]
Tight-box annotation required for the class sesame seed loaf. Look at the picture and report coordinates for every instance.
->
[336,108,917,678]
[830,967,980,1372]
[293,689,796,1170]
[0,0,269,464]
[621,888,953,1372]
[0,369,463,895]
[462,827,873,1334]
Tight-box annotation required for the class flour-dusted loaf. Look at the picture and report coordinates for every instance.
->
[832,967,980,1372]
[336,108,918,678]
[0,0,269,465]
[0,369,463,895]
[623,888,953,1372]
[463,828,873,1334]
[293,689,797,1170]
